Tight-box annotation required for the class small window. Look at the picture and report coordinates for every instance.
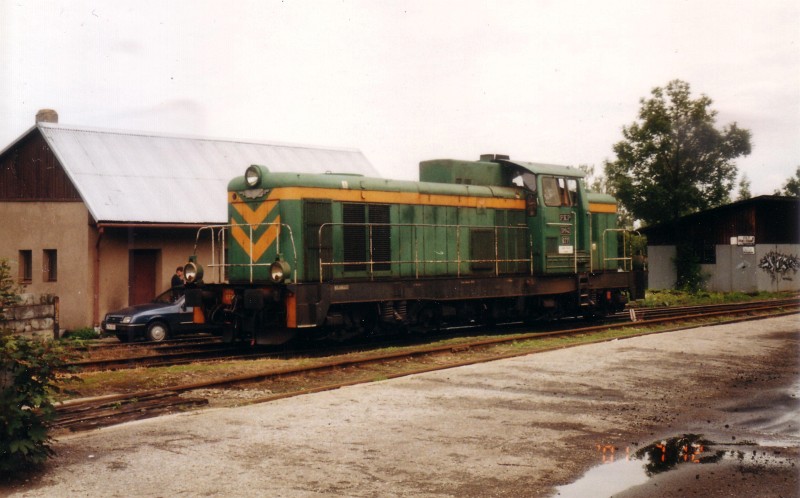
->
[697,241,716,264]
[542,177,561,206]
[542,177,578,207]
[512,172,537,192]
[19,250,32,283]
[43,249,57,282]
[565,179,578,206]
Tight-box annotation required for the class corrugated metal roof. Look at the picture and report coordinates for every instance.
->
[37,123,379,224]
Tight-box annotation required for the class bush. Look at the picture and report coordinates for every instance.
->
[0,258,21,321]
[0,258,73,477]
[0,332,72,475]
[673,243,708,293]
[64,327,100,341]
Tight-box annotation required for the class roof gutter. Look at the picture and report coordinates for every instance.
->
[95,222,223,229]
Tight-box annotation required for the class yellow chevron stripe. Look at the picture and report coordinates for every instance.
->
[231,216,282,262]
[231,199,278,225]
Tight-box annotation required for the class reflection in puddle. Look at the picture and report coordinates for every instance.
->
[553,434,732,497]
[635,434,725,475]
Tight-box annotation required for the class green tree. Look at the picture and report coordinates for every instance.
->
[737,174,752,201]
[605,80,752,226]
[578,164,607,193]
[579,164,634,228]
[774,166,800,197]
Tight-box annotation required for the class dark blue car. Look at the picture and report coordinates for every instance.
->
[101,289,214,342]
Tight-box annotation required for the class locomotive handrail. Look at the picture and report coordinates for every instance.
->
[317,222,533,283]
[192,223,299,284]
[601,229,640,272]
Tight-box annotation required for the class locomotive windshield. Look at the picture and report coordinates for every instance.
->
[542,177,578,207]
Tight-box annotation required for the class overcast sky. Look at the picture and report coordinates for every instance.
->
[2,1,798,196]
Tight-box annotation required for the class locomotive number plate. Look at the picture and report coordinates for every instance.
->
[559,214,572,222]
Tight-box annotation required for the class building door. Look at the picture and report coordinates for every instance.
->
[129,249,158,305]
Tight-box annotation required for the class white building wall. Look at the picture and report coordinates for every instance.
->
[645,245,676,290]
[645,243,800,293]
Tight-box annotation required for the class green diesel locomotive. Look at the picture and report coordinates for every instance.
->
[184,154,646,344]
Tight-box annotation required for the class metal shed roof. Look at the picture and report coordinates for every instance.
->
[35,123,378,225]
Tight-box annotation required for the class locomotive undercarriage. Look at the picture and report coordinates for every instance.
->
[190,271,637,345]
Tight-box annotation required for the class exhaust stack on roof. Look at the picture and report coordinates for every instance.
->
[36,109,58,124]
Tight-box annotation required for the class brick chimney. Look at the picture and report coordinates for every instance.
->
[35,109,58,124]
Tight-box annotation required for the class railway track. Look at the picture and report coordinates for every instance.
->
[53,298,798,432]
[71,335,222,352]
[66,342,245,371]
[65,297,799,372]
[625,297,800,321]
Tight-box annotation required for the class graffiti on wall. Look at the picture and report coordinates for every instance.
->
[758,251,800,283]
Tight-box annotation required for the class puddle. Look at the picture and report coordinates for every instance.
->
[552,434,757,498]
[551,457,649,497]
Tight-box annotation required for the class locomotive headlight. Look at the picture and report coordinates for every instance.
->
[184,261,204,284]
[245,165,262,187]
[270,260,291,283]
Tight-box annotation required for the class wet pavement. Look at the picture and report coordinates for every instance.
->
[2,314,798,497]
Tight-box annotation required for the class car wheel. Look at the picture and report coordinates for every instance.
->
[146,321,169,342]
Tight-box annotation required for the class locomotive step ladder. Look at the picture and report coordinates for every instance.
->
[577,273,592,307]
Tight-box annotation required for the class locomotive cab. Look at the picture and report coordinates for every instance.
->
[420,155,592,275]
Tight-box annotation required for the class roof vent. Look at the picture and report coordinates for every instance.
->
[36,109,58,124]
[480,154,510,162]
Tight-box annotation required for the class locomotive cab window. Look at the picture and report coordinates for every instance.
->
[511,171,537,192]
[542,176,577,207]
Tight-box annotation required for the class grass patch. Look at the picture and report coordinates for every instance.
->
[60,356,323,400]
[636,290,794,308]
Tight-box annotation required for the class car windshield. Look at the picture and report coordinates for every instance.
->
[152,289,182,304]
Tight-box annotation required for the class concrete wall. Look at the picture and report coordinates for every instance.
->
[649,243,800,292]
[1,294,58,339]
[645,245,676,290]
[712,245,757,292]
[0,202,92,329]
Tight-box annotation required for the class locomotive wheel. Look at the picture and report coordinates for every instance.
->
[413,303,441,333]
[222,318,242,343]
[146,321,169,342]
[349,304,378,336]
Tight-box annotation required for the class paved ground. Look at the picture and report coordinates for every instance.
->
[3,314,798,497]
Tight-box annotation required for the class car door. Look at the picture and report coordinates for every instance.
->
[173,297,196,333]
